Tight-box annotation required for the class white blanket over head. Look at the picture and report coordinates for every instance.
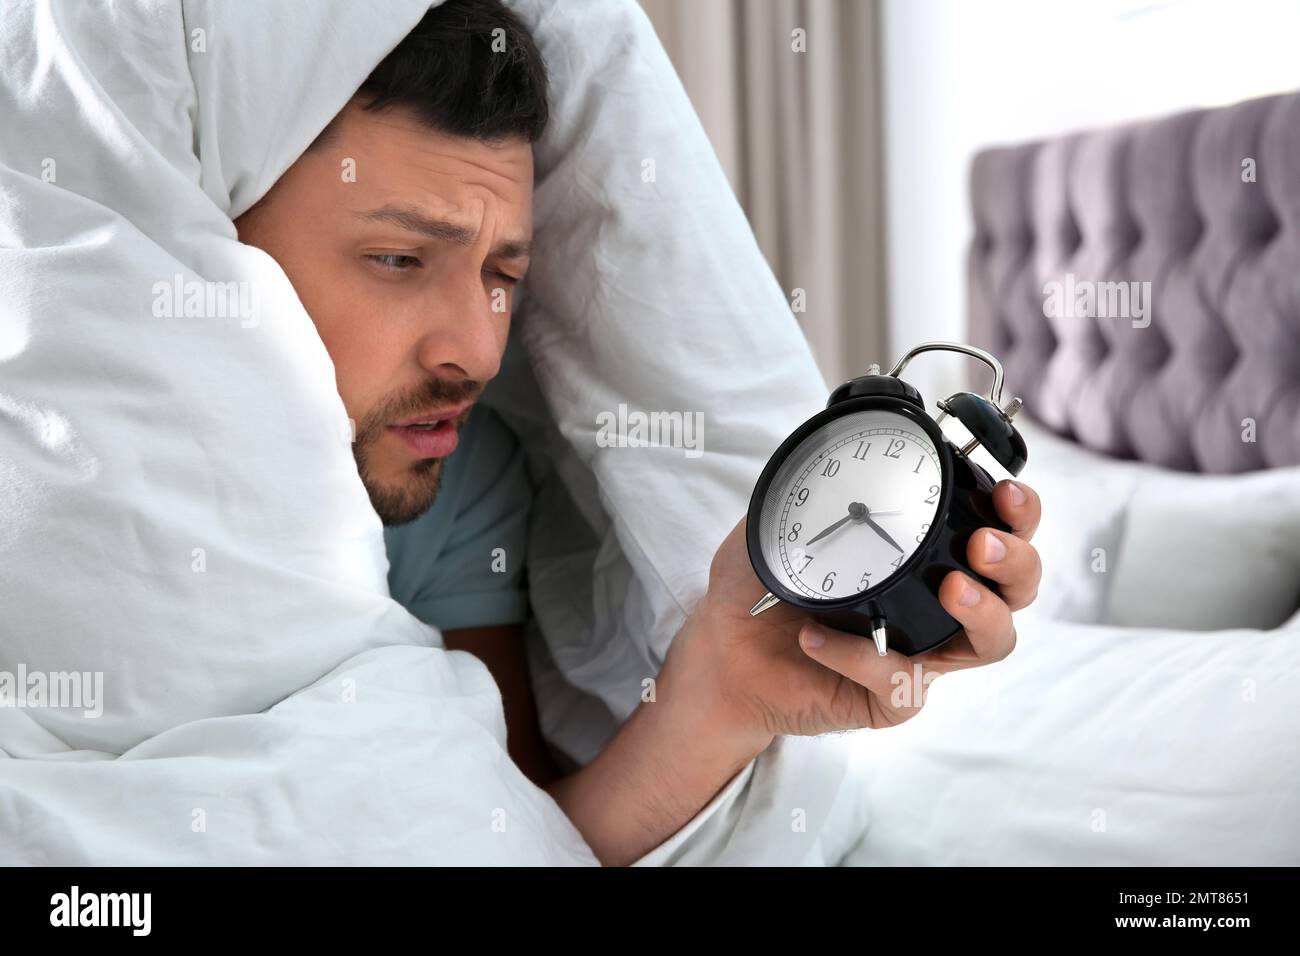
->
[0,0,863,864]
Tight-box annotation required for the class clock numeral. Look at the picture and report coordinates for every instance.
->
[821,458,841,478]
[925,484,940,505]
[821,571,837,593]
[794,488,809,507]
[882,438,905,459]
[789,547,814,571]
[787,522,802,542]
[890,554,904,569]
[857,571,871,590]
[913,455,925,474]
[852,441,871,460]
[916,522,930,544]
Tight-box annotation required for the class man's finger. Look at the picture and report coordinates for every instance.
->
[965,528,1041,612]
[993,479,1040,541]
[797,621,912,699]
[936,570,1016,665]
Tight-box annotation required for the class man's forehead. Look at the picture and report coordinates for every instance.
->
[331,100,533,182]
[321,103,534,234]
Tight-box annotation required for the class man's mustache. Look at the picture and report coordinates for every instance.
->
[357,379,481,442]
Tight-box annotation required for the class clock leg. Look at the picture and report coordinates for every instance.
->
[870,615,889,657]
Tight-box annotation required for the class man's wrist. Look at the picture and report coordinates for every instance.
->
[669,592,785,746]
[653,601,777,762]
[545,607,774,865]
[564,683,769,866]
[639,665,772,792]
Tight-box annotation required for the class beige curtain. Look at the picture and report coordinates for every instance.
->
[639,0,886,386]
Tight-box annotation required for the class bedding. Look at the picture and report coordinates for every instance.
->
[839,606,1300,866]
[0,0,863,865]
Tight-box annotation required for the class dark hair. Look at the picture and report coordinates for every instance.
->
[314,0,549,149]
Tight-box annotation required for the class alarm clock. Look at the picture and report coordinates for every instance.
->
[746,341,1028,657]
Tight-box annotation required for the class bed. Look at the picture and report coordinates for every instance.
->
[839,91,1300,865]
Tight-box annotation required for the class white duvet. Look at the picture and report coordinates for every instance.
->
[0,0,865,864]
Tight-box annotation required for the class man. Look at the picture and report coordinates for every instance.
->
[235,0,1043,865]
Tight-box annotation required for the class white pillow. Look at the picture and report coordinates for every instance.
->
[1105,466,1300,631]
[1006,419,1144,622]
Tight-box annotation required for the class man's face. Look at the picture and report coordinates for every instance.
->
[235,101,534,525]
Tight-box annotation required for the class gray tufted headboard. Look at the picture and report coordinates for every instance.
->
[968,92,1300,473]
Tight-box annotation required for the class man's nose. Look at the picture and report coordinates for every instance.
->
[414,277,505,384]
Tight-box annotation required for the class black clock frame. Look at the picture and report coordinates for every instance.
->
[745,388,1009,656]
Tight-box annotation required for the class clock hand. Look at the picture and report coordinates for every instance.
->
[860,511,905,554]
[804,510,856,546]
[805,505,904,549]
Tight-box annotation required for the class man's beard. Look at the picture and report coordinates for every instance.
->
[352,378,479,526]
[358,453,444,527]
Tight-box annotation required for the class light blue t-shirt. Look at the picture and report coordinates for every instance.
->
[383,404,531,631]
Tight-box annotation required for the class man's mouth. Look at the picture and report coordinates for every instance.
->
[387,401,474,459]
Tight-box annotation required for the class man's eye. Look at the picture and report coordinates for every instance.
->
[367,254,422,271]
[484,270,519,285]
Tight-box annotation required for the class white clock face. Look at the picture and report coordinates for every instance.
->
[758,408,944,601]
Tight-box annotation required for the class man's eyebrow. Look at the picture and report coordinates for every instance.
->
[358,204,530,259]
[491,237,531,261]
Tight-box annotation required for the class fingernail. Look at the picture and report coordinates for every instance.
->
[983,531,1007,563]
[958,580,981,606]
[800,624,825,649]
[1006,481,1026,506]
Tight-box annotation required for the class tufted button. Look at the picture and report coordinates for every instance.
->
[1255,210,1281,246]
[1061,214,1082,257]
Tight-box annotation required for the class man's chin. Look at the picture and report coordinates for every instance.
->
[363,457,443,527]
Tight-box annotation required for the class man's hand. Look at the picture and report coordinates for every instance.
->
[659,479,1042,739]
[548,479,1040,865]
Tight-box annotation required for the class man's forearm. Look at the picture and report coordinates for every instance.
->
[545,617,774,866]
